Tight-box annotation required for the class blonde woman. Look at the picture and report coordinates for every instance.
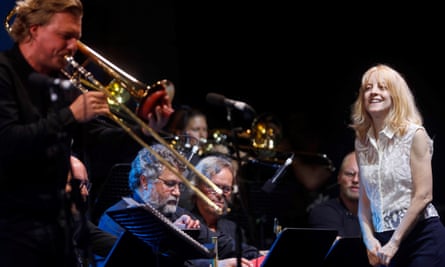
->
[350,64,445,267]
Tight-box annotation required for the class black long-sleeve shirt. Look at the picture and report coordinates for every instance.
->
[0,44,144,231]
[0,45,78,225]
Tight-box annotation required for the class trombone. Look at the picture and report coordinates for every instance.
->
[4,6,225,214]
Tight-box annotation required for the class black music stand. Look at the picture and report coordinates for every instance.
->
[106,198,214,262]
[102,230,158,267]
[323,237,372,267]
[260,227,337,267]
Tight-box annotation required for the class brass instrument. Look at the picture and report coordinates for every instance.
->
[210,113,282,157]
[250,113,282,154]
[197,131,230,157]
[70,41,175,123]
[212,113,283,161]
[4,6,224,214]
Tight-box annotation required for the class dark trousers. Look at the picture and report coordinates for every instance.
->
[375,217,445,267]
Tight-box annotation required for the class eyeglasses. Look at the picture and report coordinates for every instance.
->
[203,183,233,194]
[156,177,186,192]
[343,171,358,178]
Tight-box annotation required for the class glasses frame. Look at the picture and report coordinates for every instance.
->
[202,183,233,195]
[156,177,186,192]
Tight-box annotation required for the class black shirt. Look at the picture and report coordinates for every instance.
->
[308,197,361,237]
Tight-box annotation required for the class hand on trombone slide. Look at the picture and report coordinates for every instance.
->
[68,88,173,134]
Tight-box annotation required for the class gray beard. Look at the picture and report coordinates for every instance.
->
[141,186,178,215]
[161,203,177,215]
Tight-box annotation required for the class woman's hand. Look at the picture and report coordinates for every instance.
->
[378,240,399,266]
[365,237,382,267]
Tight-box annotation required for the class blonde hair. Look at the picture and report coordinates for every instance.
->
[8,0,83,43]
[350,64,423,142]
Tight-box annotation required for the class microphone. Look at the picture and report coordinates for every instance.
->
[28,72,75,91]
[261,153,294,193]
[206,92,256,113]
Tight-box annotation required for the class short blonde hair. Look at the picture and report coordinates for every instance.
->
[8,0,83,43]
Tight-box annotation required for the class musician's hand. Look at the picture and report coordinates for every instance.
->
[217,257,254,267]
[142,98,174,136]
[174,214,200,229]
[70,91,110,122]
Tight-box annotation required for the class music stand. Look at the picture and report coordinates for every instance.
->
[323,237,372,267]
[101,231,157,267]
[260,227,337,267]
[106,198,214,262]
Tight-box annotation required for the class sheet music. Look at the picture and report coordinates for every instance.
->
[122,196,192,230]
[108,197,213,259]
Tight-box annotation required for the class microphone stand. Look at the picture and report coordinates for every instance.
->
[224,106,243,267]
[225,107,242,168]
[261,153,294,193]
[69,178,91,267]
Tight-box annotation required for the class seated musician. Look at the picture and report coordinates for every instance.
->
[189,154,265,260]
[97,143,260,267]
[307,151,361,238]
[67,156,118,265]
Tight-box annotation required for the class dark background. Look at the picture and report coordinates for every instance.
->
[84,1,443,210]
[2,0,444,239]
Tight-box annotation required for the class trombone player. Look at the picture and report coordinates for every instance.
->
[0,0,173,266]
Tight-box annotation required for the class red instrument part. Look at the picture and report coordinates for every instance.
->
[137,90,168,120]
[136,80,175,121]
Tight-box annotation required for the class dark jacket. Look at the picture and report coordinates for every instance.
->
[0,44,145,266]
[0,45,147,227]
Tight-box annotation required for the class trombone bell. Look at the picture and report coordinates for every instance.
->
[136,79,175,120]
[73,40,175,122]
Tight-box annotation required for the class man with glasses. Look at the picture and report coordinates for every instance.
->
[308,151,361,238]
[97,144,260,267]
[190,155,237,233]
[97,143,199,237]
[190,155,263,263]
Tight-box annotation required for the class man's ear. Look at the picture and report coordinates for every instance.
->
[140,175,148,189]
[29,24,39,40]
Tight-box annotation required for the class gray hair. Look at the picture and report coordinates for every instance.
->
[128,144,187,191]
[192,154,236,187]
